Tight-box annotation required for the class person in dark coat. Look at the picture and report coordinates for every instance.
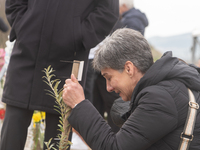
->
[0,0,119,149]
[63,28,200,150]
[119,0,148,35]
[0,18,8,32]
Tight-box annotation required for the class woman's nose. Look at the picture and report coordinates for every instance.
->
[106,82,114,92]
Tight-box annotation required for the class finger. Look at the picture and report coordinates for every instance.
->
[65,78,72,85]
[62,89,66,98]
[63,84,67,88]
[71,74,78,83]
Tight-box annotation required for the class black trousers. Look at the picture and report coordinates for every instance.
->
[0,104,70,150]
[84,59,95,103]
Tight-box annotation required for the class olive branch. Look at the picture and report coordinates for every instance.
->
[42,66,72,150]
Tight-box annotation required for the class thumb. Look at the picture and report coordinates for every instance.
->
[71,74,78,83]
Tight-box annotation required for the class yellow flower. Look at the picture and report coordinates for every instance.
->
[32,112,42,123]
[41,111,46,120]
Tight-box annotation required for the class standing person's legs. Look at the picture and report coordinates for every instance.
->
[44,112,72,150]
[44,112,60,149]
[0,104,33,150]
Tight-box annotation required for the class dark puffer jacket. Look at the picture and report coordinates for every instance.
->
[68,52,200,150]
[121,7,149,35]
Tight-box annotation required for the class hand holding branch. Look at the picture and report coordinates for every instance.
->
[62,74,85,108]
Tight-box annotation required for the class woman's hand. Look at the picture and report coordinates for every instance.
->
[62,74,85,108]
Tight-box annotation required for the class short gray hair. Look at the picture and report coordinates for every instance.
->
[92,28,153,74]
[119,0,134,8]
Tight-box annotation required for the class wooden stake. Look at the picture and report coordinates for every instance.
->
[61,60,84,150]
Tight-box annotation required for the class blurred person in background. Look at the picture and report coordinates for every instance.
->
[119,0,148,35]
[0,17,8,115]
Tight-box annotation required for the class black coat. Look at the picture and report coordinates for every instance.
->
[2,0,119,113]
[68,52,200,150]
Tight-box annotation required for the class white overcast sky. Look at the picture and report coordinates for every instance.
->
[134,0,200,38]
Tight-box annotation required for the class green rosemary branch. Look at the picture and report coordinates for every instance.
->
[42,66,72,150]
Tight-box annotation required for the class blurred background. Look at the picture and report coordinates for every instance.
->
[0,0,9,48]
[134,0,200,64]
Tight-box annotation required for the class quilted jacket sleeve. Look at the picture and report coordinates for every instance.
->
[68,87,178,150]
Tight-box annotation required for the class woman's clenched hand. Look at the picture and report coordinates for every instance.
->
[62,74,85,108]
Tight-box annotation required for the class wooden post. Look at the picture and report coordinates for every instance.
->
[71,60,80,79]
[61,60,84,150]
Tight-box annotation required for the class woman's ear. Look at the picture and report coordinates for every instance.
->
[124,61,134,77]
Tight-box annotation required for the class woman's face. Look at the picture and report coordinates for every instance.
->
[101,67,135,101]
